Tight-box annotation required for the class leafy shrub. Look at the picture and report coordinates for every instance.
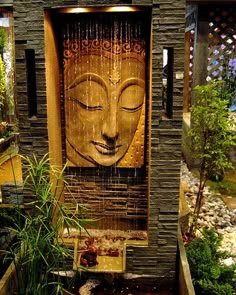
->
[188,80,236,237]
[0,28,6,56]
[186,228,236,295]
[0,55,6,107]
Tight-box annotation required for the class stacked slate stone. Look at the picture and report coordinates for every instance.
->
[1,181,24,205]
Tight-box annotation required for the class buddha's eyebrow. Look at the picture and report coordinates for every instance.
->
[118,78,145,96]
[67,73,108,91]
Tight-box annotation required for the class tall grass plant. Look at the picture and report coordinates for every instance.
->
[5,153,93,295]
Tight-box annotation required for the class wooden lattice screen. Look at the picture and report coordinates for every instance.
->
[189,31,195,90]
[207,7,236,82]
[184,30,195,112]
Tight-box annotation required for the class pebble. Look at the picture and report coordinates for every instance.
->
[181,162,236,263]
[79,278,100,295]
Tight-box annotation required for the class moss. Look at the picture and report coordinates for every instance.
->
[207,170,236,197]
[192,169,236,197]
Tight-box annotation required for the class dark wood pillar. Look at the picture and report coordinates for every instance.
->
[192,6,209,104]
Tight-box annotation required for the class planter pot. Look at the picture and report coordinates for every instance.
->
[0,261,17,295]
[177,225,196,295]
[0,229,17,295]
[0,135,16,153]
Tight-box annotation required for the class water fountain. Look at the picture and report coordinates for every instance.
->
[13,0,185,290]
[55,8,150,273]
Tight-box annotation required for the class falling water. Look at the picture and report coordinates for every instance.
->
[61,11,148,270]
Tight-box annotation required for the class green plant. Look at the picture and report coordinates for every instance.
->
[222,53,236,111]
[0,208,19,228]
[0,28,6,56]
[188,80,236,237]
[207,179,236,197]
[0,55,6,108]
[5,154,93,295]
[186,228,236,295]
[0,121,11,138]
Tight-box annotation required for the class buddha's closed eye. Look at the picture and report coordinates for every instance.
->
[119,84,144,112]
[67,76,145,112]
[120,104,143,112]
[68,80,105,110]
[70,97,103,111]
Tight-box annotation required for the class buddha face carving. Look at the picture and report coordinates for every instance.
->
[64,52,145,167]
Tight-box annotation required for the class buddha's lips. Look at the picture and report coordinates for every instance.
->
[93,141,121,154]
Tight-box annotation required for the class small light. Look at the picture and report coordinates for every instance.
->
[104,6,138,12]
[57,7,93,13]
[57,6,141,14]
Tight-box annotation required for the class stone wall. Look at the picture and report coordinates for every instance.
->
[7,0,185,289]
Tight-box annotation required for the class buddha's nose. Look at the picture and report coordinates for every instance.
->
[101,104,119,141]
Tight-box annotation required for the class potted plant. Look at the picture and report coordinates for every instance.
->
[0,121,16,153]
